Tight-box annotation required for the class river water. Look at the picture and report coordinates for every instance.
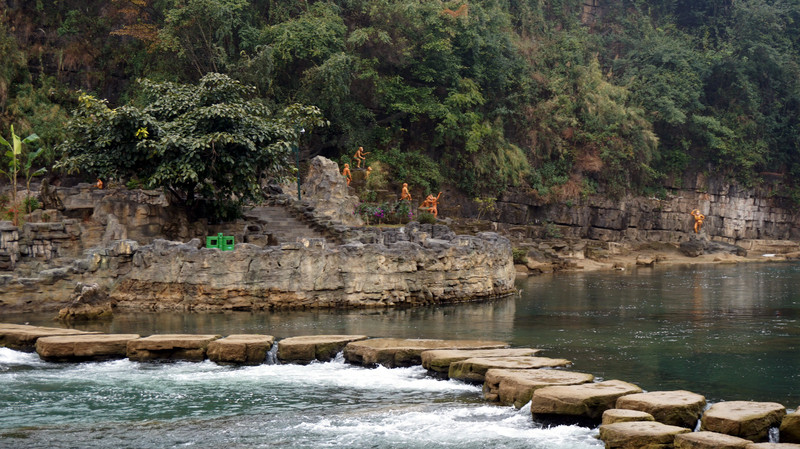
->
[1,262,799,448]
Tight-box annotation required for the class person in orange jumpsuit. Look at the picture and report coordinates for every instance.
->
[690,209,705,233]
[342,163,352,186]
[419,192,442,218]
[400,183,412,201]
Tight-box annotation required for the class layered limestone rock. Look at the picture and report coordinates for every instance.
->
[207,334,274,365]
[700,401,787,442]
[602,409,656,425]
[35,334,140,362]
[300,156,363,227]
[277,335,368,364]
[673,431,751,449]
[127,334,221,362]
[484,368,595,409]
[57,283,114,322]
[598,421,691,449]
[343,338,508,368]
[110,226,514,310]
[744,444,800,449]
[0,324,98,351]
[421,348,541,376]
[616,390,707,428]
[781,410,800,443]
[448,356,571,383]
[530,380,643,424]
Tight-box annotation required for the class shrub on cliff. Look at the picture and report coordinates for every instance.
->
[56,73,327,220]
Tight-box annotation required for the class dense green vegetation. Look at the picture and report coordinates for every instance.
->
[1,0,799,208]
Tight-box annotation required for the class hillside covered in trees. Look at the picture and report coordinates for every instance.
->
[1,0,799,207]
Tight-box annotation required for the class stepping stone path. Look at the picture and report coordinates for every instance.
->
[484,368,595,409]
[127,334,221,362]
[449,356,571,383]
[277,335,367,364]
[745,444,800,448]
[781,410,800,443]
[616,390,707,428]
[602,409,656,425]
[35,334,141,362]
[673,431,751,449]
[208,334,275,365]
[421,348,541,376]
[531,379,643,423]
[343,338,508,368]
[701,401,787,442]
[0,323,98,351]
[598,421,691,448]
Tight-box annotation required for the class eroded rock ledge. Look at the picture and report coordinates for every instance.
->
[109,222,515,311]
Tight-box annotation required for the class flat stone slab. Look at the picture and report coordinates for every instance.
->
[484,368,595,408]
[531,380,643,423]
[616,390,707,428]
[277,335,368,364]
[35,334,141,362]
[421,348,541,375]
[207,334,274,365]
[745,444,800,449]
[0,323,99,351]
[127,334,221,362]
[602,409,656,425]
[449,356,571,383]
[674,431,751,449]
[701,401,787,442]
[780,410,800,443]
[599,421,691,449]
[343,338,508,368]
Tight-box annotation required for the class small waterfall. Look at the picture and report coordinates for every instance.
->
[265,344,279,365]
[769,426,780,443]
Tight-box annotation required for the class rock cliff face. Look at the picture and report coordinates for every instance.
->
[110,224,515,311]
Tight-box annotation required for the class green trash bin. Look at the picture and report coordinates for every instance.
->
[206,233,235,251]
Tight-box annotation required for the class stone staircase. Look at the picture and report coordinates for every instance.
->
[243,205,328,244]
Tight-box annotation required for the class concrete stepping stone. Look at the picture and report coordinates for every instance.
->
[449,356,571,383]
[599,421,691,449]
[673,431,751,449]
[484,368,594,409]
[35,334,141,362]
[421,348,541,375]
[127,334,221,362]
[602,409,656,425]
[277,335,367,364]
[343,338,508,368]
[701,401,787,442]
[208,334,275,365]
[531,379,643,424]
[780,410,800,443]
[0,323,98,351]
[745,444,800,449]
[616,390,707,428]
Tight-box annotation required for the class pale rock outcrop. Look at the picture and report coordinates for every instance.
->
[343,338,508,368]
[301,156,362,227]
[35,334,140,362]
[57,283,114,322]
[127,334,221,362]
[484,368,594,409]
[448,356,571,383]
[598,421,691,449]
[701,401,787,442]
[531,380,643,423]
[421,348,540,375]
[207,334,274,365]
[673,431,751,449]
[602,409,656,425]
[616,390,707,428]
[277,335,368,364]
[744,444,800,449]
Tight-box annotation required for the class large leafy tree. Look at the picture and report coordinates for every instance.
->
[56,73,326,219]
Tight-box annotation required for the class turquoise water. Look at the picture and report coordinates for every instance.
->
[1,262,799,447]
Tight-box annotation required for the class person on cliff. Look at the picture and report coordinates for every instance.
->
[400,183,412,201]
[419,192,443,218]
[95,179,103,189]
[690,209,705,233]
[353,146,370,169]
[342,163,352,186]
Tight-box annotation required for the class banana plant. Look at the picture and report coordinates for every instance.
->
[0,125,40,226]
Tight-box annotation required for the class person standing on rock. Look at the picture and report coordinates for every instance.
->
[353,146,370,169]
[342,163,352,186]
[400,183,412,201]
[690,209,705,233]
